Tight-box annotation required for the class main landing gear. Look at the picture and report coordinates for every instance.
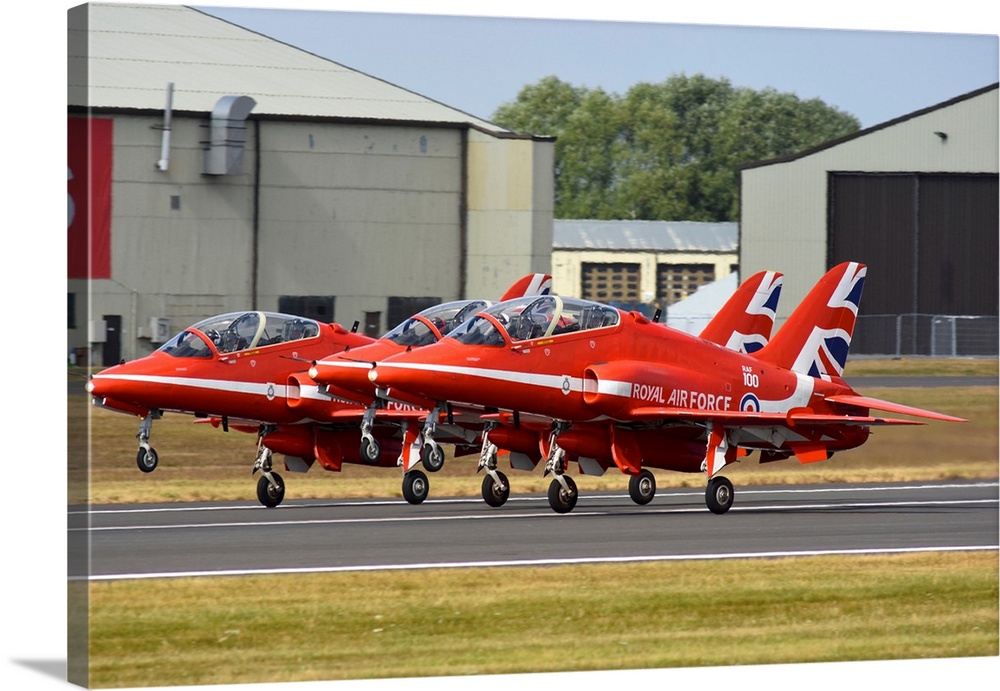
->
[252,430,285,508]
[402,469,429,504]
[628,469,656,505]
[135,411,161,473]
[543,423,577,514]
[705,476,734,515]
[477,425,510,508]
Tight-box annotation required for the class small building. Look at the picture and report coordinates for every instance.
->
[740,83,998,356]
[68,3,554,365]
[551,219,738,316]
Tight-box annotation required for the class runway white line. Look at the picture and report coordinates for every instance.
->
[76,497,999,532]
[82,545,999,582]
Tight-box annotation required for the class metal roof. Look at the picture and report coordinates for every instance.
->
[553,219,738,252]
[68,3,512,133]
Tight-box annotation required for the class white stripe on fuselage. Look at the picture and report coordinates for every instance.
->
[92,373,289,400]
[379,362,586,396]
[379,362,816,413]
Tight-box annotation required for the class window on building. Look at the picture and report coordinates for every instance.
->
[580,263,641,303]
[363,312,381,338]
[387,297,441,333]
[278,296,335,323]
[657,264,715,305]
[68,293,77,330]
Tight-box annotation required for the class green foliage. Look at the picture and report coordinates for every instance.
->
[492,74,861,221]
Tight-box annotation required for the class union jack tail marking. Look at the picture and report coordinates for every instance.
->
[700,270,783,354]
[757,262,866,380]
[501,273,552,300]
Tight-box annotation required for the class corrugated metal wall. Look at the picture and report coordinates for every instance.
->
[829,172,999,354]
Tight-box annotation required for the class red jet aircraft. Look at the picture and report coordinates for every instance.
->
[307,273,552,471]
[368,262,965,514]
[86,275,552,507]
[356,269,784,508]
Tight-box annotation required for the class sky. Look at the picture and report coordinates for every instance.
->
[1,3,997,691]
[194,0,998,129]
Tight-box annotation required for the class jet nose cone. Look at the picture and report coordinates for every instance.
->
[310,359,377,397]
[86,373,110,396]
[360,361,438,409]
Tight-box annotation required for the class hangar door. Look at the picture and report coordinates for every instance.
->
[829,173,998,356]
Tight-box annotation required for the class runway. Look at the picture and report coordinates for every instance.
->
[74,480,998,580]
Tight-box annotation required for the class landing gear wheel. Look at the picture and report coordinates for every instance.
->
[705,476,734,515]
[421,443,445,472]
[628,469,656,505]
[547,476,578,514]
[481,471,510,507]
[136,447,159,473]
[256,472,285,508]
[402,470,429,505]
[359,437,380,465]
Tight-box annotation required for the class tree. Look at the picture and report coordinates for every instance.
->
[492,74,861,221]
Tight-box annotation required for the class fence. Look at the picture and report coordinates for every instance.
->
[606,306,997,357]
[853,314,998,357]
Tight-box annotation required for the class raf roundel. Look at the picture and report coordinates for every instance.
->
[740,393,760,413]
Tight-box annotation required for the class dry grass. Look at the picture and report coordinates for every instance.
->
[842,357,998,377]
[73,381,997,505]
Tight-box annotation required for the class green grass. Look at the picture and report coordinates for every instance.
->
[88,552,999,688]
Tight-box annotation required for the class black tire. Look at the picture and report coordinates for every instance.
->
[421,443,445,472]
[359,437,380,465]
[256,472,285,508]
[705,476,734,515]
[402,470,429,505]
[547,475,578,514]
[628,469,656,505]
[136,447,158,473]
[481,471,510,507]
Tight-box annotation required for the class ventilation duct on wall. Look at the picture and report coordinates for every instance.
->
[203,95,256,176]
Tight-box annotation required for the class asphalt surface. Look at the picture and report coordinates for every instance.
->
[74,480,998,580]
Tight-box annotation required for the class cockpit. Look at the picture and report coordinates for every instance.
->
[382,299,491,347]
[450,295,620,347]
[157,311,322,358]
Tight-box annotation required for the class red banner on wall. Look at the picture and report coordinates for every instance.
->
[67,117,113,279]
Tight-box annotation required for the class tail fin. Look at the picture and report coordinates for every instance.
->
[500,273,552,300]
[700,271,783,354]
[756,262,866,380]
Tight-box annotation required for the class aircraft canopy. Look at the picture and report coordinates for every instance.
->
[452,296,619,346]
[158,311,321,357]
[383,299,491,346]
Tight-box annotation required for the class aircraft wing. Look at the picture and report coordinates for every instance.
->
[824,394,967,423]
[624,406,928,427]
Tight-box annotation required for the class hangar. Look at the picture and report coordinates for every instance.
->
[550,219,738,314]
[68,3,554,366]
[739,83,998,356]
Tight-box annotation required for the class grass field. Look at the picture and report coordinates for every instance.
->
[73,358,998,688]
[88,552,998,688]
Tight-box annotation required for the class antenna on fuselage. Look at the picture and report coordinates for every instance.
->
[351,321,360,333]
[652,308,661,323]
